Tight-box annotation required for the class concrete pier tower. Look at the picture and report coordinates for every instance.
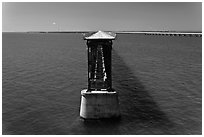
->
[80,31,120,119]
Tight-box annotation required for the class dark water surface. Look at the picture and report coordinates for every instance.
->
[2,33,202,134]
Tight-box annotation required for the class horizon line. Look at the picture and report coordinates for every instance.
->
[2,30,202,33]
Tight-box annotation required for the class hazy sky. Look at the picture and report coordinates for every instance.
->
[2,2,202,32]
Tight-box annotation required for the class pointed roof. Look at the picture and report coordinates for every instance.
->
[84,31,116,40]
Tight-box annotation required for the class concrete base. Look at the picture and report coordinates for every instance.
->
[80,89,120,119]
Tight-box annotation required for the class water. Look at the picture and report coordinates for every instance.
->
[2,32,202,134]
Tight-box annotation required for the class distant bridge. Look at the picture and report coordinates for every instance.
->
[144,32,202,37]
[116,31,202,37]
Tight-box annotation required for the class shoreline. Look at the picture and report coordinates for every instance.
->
[3,31,202,37]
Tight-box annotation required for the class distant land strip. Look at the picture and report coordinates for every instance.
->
[3,31,202,37]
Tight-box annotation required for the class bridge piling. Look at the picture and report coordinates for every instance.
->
[80,31,120,119]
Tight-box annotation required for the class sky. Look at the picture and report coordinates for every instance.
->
[2,2,202,32]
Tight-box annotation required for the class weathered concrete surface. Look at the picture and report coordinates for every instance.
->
[80,89,120,119]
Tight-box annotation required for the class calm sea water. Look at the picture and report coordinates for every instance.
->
[2,32,202,135]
